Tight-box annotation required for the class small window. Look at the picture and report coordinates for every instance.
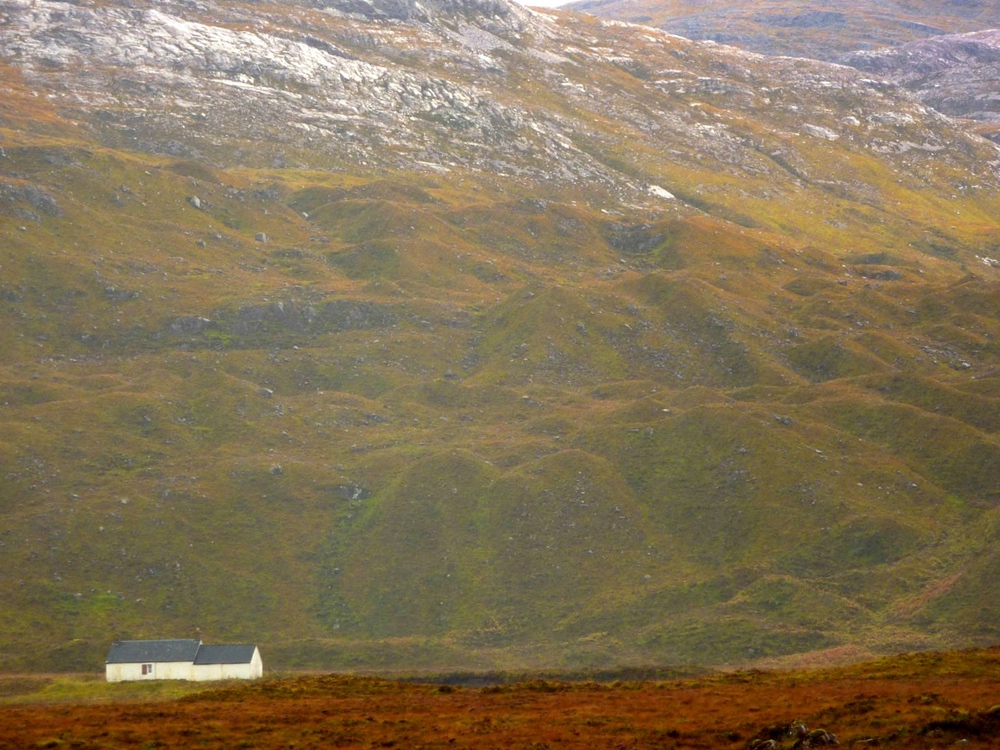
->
[141,663,153,675]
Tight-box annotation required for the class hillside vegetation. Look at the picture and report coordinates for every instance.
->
[0,0,999,672]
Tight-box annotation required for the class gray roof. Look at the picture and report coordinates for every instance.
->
[193,644,258,665]
[106,639,202,664]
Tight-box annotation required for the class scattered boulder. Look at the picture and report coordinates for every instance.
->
[0,181,62,219]
[320,300,398,331]
[857,267,903,281]
[228,299,398,336]
[232,301,318,335]
[332,485,372,501]
[749,721,838,750]
[169,316,216,334]
[104,285,141,302]
[795,729,839,749]
[165,299,400,344]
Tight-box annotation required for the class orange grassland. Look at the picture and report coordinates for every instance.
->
[2,648,1000,750]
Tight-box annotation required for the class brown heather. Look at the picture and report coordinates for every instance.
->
[3,648,1000,749]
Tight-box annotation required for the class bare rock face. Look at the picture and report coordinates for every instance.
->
[0,181,62,220]
[2,0,998,206]
[311,0,518,22]
[841,29,1000,136]
[558,0,1000,143]
[0,0,547,183]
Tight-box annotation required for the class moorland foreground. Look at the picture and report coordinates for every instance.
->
[1,647,1000,749]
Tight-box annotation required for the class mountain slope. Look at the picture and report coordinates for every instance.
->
[562,0,1000,60]
[842,28,1000,142]
[1,0,999,672]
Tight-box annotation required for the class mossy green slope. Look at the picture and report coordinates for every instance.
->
[1,6,1000,672]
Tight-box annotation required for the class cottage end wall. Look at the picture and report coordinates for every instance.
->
[250,647,263,679]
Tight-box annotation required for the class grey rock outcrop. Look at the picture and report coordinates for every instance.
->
[842,29,1000,132]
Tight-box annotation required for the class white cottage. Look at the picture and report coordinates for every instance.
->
[192,643,263,681]
[105,639,263,682]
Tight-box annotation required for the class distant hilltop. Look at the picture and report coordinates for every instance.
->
[563,0,1000,59]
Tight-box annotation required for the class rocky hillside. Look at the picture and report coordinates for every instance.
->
[842,29,1000,141]
[561,0,1000,144]
[1,0,1000,672]
[564,0,1000,60]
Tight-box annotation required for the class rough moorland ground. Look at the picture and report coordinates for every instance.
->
[2,648,1000,749]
